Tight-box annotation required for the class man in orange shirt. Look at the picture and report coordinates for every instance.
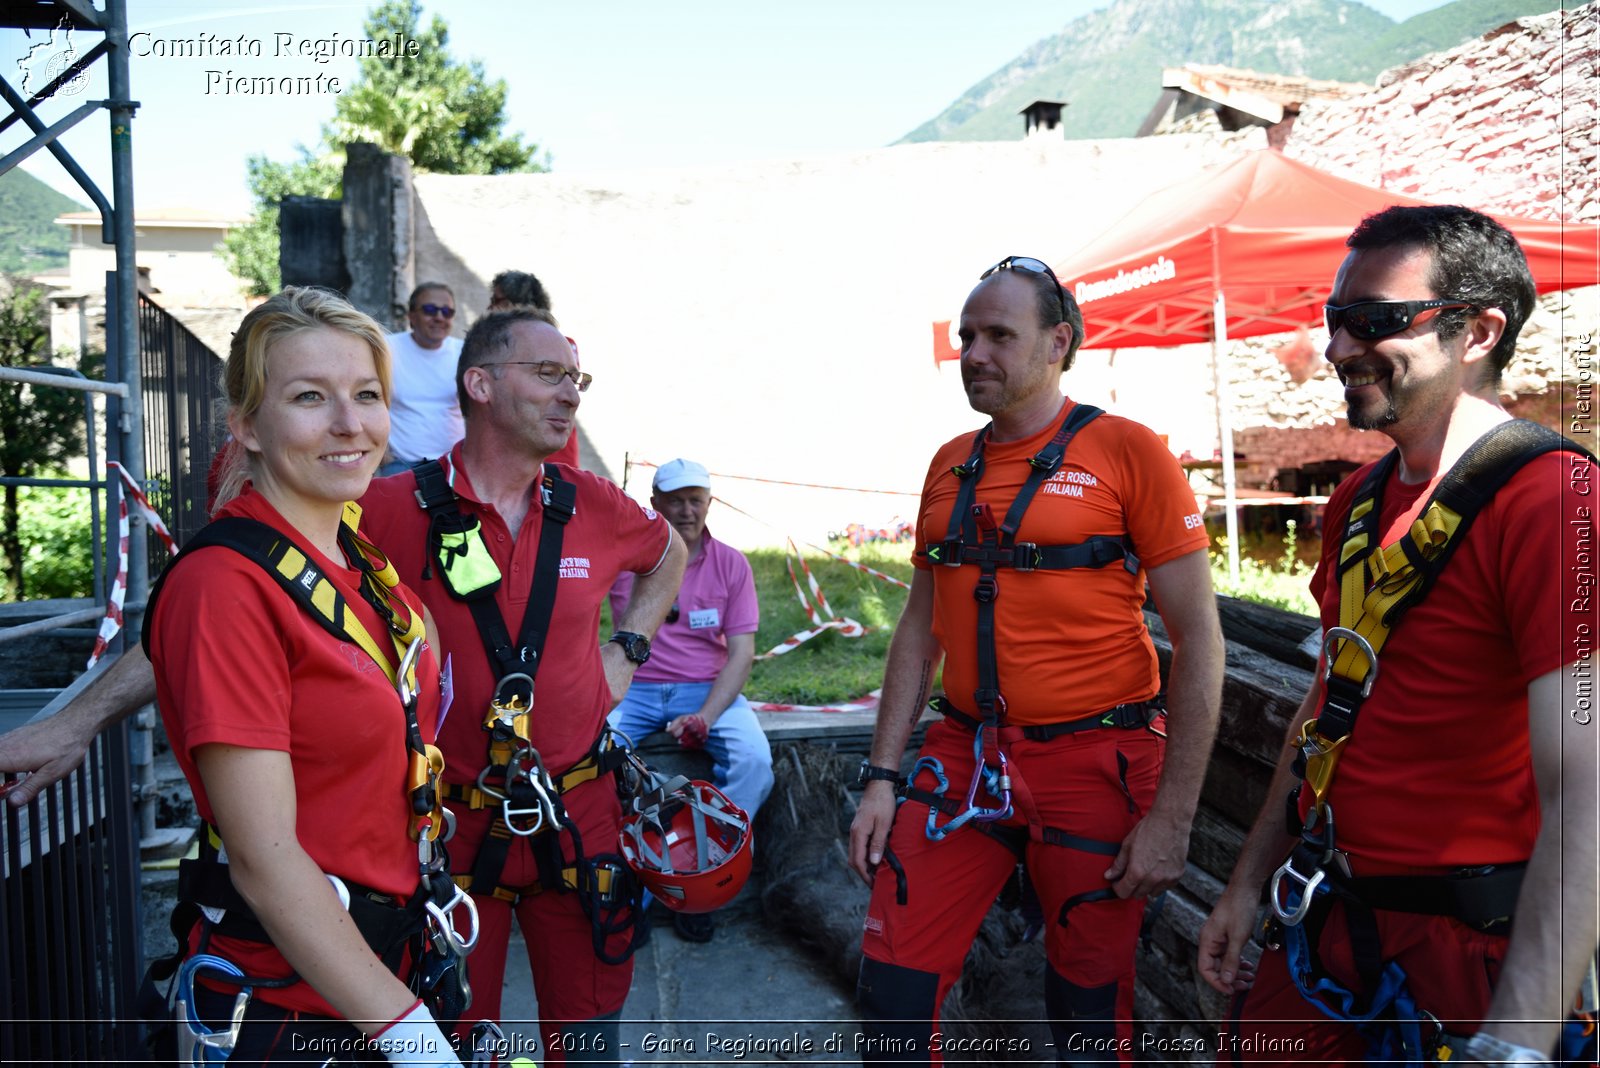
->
[848,257,1223,1063]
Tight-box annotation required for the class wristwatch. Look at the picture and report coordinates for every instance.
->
[1462,1032,1550,1064]
[608,631,652,666]
[857,760,903,788]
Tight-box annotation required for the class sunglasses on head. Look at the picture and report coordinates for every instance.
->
[1323,299,1475,340]
[418,303,455,319]
[980,256,1068,324]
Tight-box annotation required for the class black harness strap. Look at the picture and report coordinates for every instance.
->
[927,403,1137,725]
[1038,827,1121,856]
[416,460,577,681]
[414,460,589,900]
[934,695,1163,740]
[1056,887,1116,926]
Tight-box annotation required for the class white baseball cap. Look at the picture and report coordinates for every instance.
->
[653,458,711,493]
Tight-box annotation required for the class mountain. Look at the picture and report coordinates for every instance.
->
[899,0,1580,145]
[0,168,84,276]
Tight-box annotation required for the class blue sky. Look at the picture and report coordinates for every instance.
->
[5,0,1448,215]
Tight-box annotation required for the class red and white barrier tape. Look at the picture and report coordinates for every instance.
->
[87,463,178,669]
[111,461,179,555]
[804,542,910,591]
[754,538,867,660]
[710,495,913,594]
[754,689,882,715]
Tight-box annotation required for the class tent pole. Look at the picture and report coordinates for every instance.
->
[1211,292,1241,582]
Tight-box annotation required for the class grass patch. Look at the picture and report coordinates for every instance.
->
[746,542,915,705]
[674,527,1317,708]
[1209,521,1317,616]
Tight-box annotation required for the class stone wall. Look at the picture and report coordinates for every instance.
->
[1288,5,1597,224]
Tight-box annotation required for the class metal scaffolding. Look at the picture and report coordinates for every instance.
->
[1,2,147,1059]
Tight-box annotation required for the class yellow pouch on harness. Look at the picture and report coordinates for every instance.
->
[433,513,502,599]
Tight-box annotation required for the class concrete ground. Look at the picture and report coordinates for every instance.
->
[485,723,873,1066]
[494,891,864,1067]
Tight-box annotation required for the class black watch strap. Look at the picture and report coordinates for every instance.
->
[609,630,651,665]
[857,760,903,787]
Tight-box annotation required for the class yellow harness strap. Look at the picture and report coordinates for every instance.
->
[451,862,619,906]
[1299,421,1590,822]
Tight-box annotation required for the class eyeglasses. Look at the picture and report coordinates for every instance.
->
[980,256,1068,324]
[418,303,455,319]
[1323,299,1475,340]
[486,360,593,392]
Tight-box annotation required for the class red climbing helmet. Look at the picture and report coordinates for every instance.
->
[619,779,752,914]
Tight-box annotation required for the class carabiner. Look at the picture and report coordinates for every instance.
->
[425,879,480,956]
[487,672,534,731]
[964,725,1013,823]
[394,635,424,708]
[502,746,561,836]
[1268,853,1325,927]
[175,954,252,1065]
[1321,626,1379,698]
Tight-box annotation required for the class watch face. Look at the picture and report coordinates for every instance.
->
[614,632,650,664]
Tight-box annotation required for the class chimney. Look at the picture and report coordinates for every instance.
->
[1020,100,1067,140]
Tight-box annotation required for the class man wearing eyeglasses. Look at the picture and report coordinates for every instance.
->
[380,281,466,477]
[359,307,686,1062]
[1197,206,1596,1066]
[848,256,1224,1062]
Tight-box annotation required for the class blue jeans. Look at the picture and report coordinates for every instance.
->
[607,681,774,821]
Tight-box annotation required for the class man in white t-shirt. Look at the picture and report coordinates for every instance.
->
[380,281,466,476]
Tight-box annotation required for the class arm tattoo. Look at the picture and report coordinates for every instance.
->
[907,660,933,727]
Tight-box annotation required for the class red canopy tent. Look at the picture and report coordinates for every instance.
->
[928,149,1599,575]
[1052,148,1598,350]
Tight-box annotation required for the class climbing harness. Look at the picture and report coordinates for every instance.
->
[911,402,1139,839]
[139,502,477,1049]
[1265,420,1594,1064]
[412,459,646,962]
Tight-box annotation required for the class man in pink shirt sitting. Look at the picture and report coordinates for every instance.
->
[608,458,774,943]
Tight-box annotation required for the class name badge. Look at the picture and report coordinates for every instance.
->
[688,608,720,630]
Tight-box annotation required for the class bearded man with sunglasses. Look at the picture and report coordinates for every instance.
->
[848,256,1224,1062]
[1198,206,1597,1066]
[380,281,467,476]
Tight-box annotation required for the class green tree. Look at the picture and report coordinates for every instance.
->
[0,280,87,599]
[330,1,540,174]
[223,0,543,295]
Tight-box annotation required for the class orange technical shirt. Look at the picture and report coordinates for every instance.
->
[916,399,1207,726]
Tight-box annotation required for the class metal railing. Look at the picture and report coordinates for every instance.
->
[138,291,224,565]
[1,662,143,1064]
